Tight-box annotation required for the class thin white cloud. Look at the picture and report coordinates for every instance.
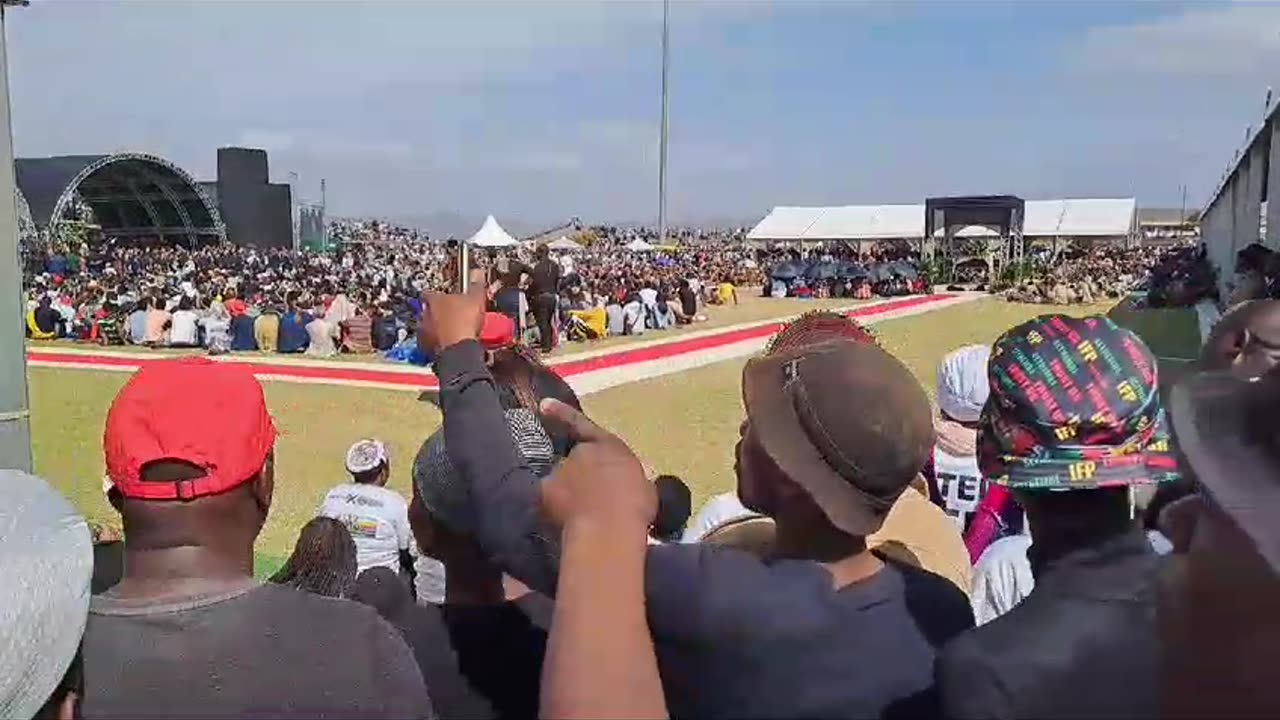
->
[1070,4,1280,76]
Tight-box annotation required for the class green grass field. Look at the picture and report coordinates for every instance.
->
[28,296,1197,572]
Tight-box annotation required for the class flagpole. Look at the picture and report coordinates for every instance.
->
[657,0,670,246]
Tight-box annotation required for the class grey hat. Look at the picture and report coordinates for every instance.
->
[413,408,557,534]
[0,470,93,718]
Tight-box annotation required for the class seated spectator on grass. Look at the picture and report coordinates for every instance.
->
[200,300,232,355]
[269,517,358,599]
[85,358,431,718]
[0,470,93,720]
[938,315,1181,720]
[353,568,496,720]
[420,283,973,718]
[253,306,280,353]
[344,305,375,354]
[229,311,257,352]
[305,316,338,357]
[277,305,313,354]
[143,297,171,346]
[650,474,692,543]
[30,295,62,339]
[168,295,201,348]
[127,298,149,345]
[319,439,416,580]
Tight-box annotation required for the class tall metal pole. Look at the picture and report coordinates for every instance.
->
[0,4,32,472]
[657,0,670,246]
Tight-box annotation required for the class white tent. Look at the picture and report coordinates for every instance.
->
[625,238,655,252]
[748,198,1137,242]
[467,215,518,247]
[547,235,582,251]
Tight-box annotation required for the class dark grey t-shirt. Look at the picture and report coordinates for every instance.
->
[83,581,433,719]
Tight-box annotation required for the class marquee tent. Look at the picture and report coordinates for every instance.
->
[547,235,582,251]
[467,215,518,247]
[625,238,655,252]
[747,198,1136,242]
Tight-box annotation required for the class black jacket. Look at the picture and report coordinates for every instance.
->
[937,529,1162,720]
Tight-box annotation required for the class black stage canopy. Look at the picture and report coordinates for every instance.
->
[15,152,225,245]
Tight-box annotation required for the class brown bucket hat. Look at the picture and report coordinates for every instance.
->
[1169,363,1280,573]
[742,339,935,536]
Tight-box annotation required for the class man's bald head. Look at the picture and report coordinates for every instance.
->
[1199,300,1280,377]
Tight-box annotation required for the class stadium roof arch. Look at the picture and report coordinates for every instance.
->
[15,152,225,245]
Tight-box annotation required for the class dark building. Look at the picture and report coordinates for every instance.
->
[213,147,293,250]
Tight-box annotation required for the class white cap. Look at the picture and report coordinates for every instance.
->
[936,344,992,423]
[0,470,92,719]
[345,438,389,474]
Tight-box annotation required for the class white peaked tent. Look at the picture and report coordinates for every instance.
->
[625,238,655,252]
[547,235,582,251]
[467,215,518,247]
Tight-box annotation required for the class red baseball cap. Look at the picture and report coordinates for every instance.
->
[104,357,277,500]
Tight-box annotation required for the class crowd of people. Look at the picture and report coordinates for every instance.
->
[1004,242,1195,305]
[5,271,1279,718]
[20,233,766,356]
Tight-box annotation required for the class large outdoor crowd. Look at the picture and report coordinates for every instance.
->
[5,271,1279,718]
[20,235,765,356]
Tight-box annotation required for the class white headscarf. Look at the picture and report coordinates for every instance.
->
[0,470,92,718]
[936,344,992,424]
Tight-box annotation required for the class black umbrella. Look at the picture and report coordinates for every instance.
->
[805,261,839,281]
[868,263,893,282]
[837,261,868,280]
[770,261,803,281]
[889,260,920,280]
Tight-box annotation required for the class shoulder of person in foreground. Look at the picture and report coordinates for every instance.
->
[886,557,976,646]
[268,585,435,718]
[935,630,1012,720]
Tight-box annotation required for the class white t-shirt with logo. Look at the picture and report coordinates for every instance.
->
[933,447,986,532]
[318,483,412,573]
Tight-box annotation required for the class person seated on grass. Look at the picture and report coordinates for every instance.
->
[343,303,375,354]
[127,297,149,345]
[168,295,201,348]
[229,305,257,352]
[143,295,172,347]
[419,281,974,718]
[200,300,232,355]
[319,439,418,583]
[277,303,313,354]
[84,358,430,719]
[269,517,358,599]
[27,295,60,339]
[253,303,280,353]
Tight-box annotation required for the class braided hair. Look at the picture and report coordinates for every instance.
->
[488,345,583,456]
[766,310,878,355]
[270,517,358,599]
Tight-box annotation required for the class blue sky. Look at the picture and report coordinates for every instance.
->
[6,1,1279,232]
